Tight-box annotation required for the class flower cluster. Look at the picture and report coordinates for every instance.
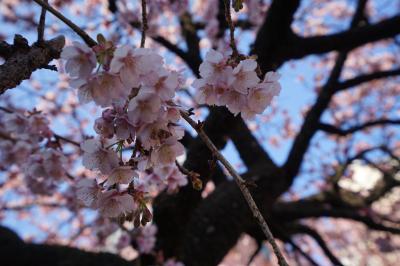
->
[135,224,157,254]
[193,49,281,119]
[61,39,188,221]
[0,111,67,195]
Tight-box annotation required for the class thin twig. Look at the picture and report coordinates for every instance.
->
[180,110,289,266]
[54,133,80,147]
[140,0,148,48]
[37,0,48,44]
[223,0,239,58]
[32,0,97,47]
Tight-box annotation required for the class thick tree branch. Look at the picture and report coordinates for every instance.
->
[180,110,288,266]
[283,0,368,178]
[0,35,65,94]
[274,200,400,234]
[253,0,301,71]
[292,15,400,59]
[0,225,134,266]
[229,115,275,168]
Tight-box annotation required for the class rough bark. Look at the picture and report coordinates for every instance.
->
[0,35,65,94]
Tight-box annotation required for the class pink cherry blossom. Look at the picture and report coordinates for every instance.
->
[110,46,163,88]
[61,42,97,79]
[137,121,171,150]
[76,178,102,208]
[219,90,247,115]
[229,59,260,94]
[77,72,129,107]
[105,166,137,186]
[136,224,157,254]
[142,69,179,101]
[42,149,67,179]
[114,116,136,140]
[27,113,52,138]
[3,113,28,135]
[23,149,67,195]
[199,49,233,86]
[127,92,162,125]
[163,166,188,193]
[151,139,185,165]
[116,231,131,250]
[81,138,119,175]
[94,117,114,139]
[193,79,219,105]
[97,190,136,218]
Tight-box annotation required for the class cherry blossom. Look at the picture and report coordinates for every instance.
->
[105,166,137,186]
[151,139,185,166]
[229,59,260,94]
[136,224,157,254]
[76,178,102,208]
[97,190,136,218]
[110,46,163,88]
[23,149,67,195]
[81,138,119,175]
[77,72,128,107]
[193,49,281,119]
[127,92,162,125]
[61,41,97,79]
[142,69,180,101]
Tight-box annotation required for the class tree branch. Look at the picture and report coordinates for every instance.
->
[319,119,400,136]
[274,200,400,234]
[180,110,289,266]
[0,225,134,266]
[33,0,97,47]
[283,0,368,178]
[292,15,400,59]
[229,115,276,168]
[0,35,65,94]
[336,68,400,91]
[290,224,344,266]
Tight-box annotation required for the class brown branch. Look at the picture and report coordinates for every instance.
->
[274,201,400,234]
[230,117,275,167]
[0,35,65,94]
[319,119,400,136]
[140,0,147,48]
[32,0,97,47]
[292,15,400,59]
[54,133,81,147]
[0,225,133,266]
[223,0,238,57]
[37,0,48,44]
[180,110,289,266]
[336,68,400,91]
[283,0,368,178]
[290,224,344,266]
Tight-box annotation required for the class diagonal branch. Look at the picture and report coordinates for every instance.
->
[180,110,289,266]
[319,119,400,136]
[33,0,97,47]
[292,15,400,59]
[283,0,368,178]
[290,224,344,266]
[336,68,400,91]
[229,114,275,168]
